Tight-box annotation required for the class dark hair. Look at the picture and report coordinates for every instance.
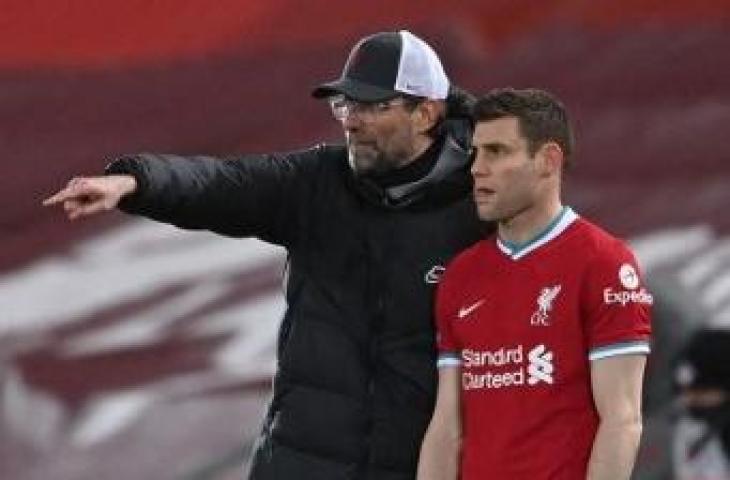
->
[472,88,574,167]
[400,85,476,141]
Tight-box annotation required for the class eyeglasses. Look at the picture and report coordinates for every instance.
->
[328,95,410,121]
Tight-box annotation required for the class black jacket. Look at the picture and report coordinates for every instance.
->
[106,134,485,480]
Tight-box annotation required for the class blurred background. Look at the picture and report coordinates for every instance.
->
[1,1,729,478]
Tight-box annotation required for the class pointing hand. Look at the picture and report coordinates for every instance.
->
[42,175,137,220]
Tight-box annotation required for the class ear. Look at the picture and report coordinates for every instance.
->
[413,100,445,135]
[536,142,564,177]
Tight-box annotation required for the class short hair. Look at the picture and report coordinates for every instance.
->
[401,85,476,140]
[472,88,575,167]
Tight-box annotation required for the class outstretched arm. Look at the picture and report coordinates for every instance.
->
[417,366,461,480]
[587,354,646,480]
[44,148,327,245]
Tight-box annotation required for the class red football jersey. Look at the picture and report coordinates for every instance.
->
[436,207,652,479]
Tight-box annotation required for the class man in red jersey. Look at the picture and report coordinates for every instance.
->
[417,88,652,480]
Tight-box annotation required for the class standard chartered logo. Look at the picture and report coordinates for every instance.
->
[527,344,554,385]
[462,344,555,390]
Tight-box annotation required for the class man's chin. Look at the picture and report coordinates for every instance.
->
[349,151,380,175]
[475,206,499,222]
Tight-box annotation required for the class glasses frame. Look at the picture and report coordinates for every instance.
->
[328,95,418,122]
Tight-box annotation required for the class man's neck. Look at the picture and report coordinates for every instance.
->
[498,197,564,248]
[408,135,436,165]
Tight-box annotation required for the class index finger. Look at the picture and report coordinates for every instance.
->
[42,187,76,206]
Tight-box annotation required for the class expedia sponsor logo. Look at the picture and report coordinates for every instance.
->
[603,288,654,306]
[618,263,640,290]
[461,344,554,390]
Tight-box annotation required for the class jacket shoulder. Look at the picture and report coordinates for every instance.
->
[276,143,348,176]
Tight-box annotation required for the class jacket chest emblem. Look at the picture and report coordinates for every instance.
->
[424,265,445,284]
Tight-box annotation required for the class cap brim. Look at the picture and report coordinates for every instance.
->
[312,77,398,102]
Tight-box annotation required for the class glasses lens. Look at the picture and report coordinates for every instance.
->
[328,96,404,121]
[328,95,349,120]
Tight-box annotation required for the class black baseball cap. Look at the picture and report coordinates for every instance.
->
[312,30,449,102]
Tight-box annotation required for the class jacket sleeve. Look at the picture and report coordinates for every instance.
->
[105,146,325,246]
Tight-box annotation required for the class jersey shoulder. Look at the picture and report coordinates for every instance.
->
[570,218,646,295]
[443,236,495,276]
[571,217,637,264]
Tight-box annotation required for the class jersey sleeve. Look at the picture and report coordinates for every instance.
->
[435,270,461,369]
[582,241,652,361]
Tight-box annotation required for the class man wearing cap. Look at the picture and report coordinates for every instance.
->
[44,30,485,479]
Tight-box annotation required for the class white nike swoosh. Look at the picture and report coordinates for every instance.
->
[458,299,485,319]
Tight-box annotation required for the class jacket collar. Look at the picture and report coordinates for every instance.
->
[351,134,472,209]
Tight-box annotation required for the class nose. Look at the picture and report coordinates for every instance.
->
[470,153,490,178]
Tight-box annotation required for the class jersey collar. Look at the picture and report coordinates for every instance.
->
[496,206,578,260]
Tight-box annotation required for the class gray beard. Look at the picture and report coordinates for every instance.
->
[348,146,412,176]
[348,149,388,175]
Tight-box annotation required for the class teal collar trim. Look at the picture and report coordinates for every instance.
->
[496,206,578,260]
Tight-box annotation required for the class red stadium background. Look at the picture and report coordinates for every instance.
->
[1,1,729,478]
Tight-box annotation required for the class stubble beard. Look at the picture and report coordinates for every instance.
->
[348,143,411,176]
[349,144,383,175]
